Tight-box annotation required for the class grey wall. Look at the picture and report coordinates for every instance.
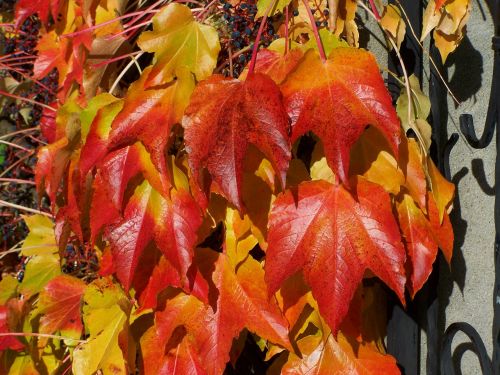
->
[360,2,496,373]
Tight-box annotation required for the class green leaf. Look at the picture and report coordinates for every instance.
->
[72,278,130,375]
[137,3,220,86]
[21,214,58,257]
[0,275,18,304]
[72,304,127,375]
[256,0,292,19]
[80,93,120,142]
[19,254,61,297]
[305,29,349,55]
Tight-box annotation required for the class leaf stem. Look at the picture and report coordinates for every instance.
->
[248,0,278,76]
[0,200,53,217]
[0,90,57,112]
[0,177,36,185]
[285,5,290,54]
[0,332,85,343]
[302,0,326,61]
[367,0,381,20]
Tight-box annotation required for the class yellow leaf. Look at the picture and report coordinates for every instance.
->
[72,305,127,375]
[256,0,292,18]
[380,4,406,50]
[20,215,57,257]
[137,3,220,85]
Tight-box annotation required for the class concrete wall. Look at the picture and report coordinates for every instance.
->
[359,2,496,373]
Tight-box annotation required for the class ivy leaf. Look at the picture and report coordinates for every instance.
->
[19,254,61,297]
[20,215,57,257]
[14,0,61,27]
[137,3,220,86]
[281,49,400,184]
[89,143,165,242]
[72,304,127,375]
[149,251,291,375]
[33,275,86,338]
[266,178,406,333]
[108,66,195,189]
[105,180,202,291]
[256,0,292,19]
[281,332,400,374]
[182,73,291,211]
[0,306,23,351]
[396,194,439,297]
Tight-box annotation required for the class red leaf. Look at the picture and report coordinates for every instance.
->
[36,275,86,339]
[266,178,406,333]
[109,66,194,191]
[151,250,291,375]
[182,73,291,210]
[396,194,438,297]
[14,0,61,27]
[105,180,202,291]
[0,305,23,351]
[89,143,165,242]
[239,48,304,84]
[281,49,400,184]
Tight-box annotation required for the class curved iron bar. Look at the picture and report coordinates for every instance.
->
[440,322,494,375]
[440,0,500,372]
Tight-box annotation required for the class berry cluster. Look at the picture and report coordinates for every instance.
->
[218,0,280,78]
[61,243,99,279]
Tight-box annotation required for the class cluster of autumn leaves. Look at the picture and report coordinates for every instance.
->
[0,0,465,374]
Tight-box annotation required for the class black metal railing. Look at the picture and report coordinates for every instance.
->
[385,0,500,373]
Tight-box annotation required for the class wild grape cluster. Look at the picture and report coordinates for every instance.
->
[62,243,99,280]
[217,0,280,78]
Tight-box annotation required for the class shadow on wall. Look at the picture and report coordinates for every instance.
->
[446,35,484,105]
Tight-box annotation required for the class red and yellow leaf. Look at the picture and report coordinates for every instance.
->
[281,48,400,184]
[182,73,291,210]
[266,178,406,333]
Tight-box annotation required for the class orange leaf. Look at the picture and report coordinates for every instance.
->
[109,66,195,189]
[281,49,400,184]
[266,178,406,333]
[150,250,291,375]
[397,194,438,297]
[182,73,291,210]
[281,333,400,374]
[105,180,202,291]
[239,48,305,84]
[35,275,86,339]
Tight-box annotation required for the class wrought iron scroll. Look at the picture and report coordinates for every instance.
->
[386,0,500,374]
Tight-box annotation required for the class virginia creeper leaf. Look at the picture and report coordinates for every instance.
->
[266,178,406,333]
[72,304,127,375]
[281,49,400,184]
[108,66,195,191]
[151,251,291,375]
[0,306,23,351]
[137,3,220,85]
[105,180,202,291]
[33,275,86,341]
[281,332,400,374]
[182,73,291,210]
[396,194,438,297]
[239,48,304,84]
[19,254,61,297]
[89,143,164,242]
[20,215,57,257]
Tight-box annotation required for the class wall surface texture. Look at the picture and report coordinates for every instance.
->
[361,1,496,373]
